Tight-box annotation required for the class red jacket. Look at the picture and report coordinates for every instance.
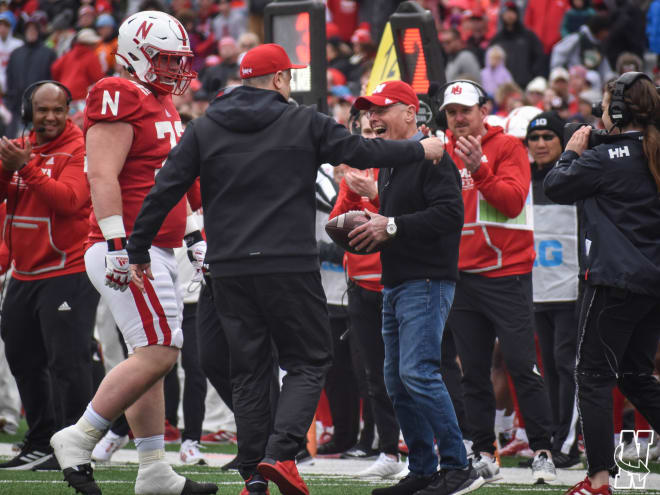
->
[329,169,383,293]
[51,44,105,100]
[446,124,535,277]
[0,120,90,280]
[524,0,570,54]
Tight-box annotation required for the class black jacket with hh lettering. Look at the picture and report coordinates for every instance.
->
[544,133,660,296]
[126,86,425,276]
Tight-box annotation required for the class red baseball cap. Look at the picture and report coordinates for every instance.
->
[354,80,420,112]
[351,28,372,45]
[239,43,306,79]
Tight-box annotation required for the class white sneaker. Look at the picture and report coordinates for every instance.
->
[648,432,660,461]
[50,418,104,470]
[621,438,648,461]
[393,458,409,479]
[179,439,206,465]
[531,451,557,483]
[91,431,129,463]
[356,452,405,479]
[473,453,503,483]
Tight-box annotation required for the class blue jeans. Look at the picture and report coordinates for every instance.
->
[382,279,467,476]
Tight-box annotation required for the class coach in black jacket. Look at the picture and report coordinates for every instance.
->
[347,81,483,495]
[125,44,445,495]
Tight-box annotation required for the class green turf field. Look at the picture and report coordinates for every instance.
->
[0,466,592,495]
[2,422,660,494]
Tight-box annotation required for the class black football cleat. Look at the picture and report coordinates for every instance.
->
[180,478,218,494]
[62,463,101,495]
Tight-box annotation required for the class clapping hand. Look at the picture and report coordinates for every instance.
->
[345,169,377,200]
[0,137,33,171]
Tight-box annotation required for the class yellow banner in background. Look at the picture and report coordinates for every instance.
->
[366,22,400,95]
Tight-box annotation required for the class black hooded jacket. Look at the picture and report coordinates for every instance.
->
[6,40,56,114]
[544,133,660,297]
[126,86,425,276]
[489,7,546,88]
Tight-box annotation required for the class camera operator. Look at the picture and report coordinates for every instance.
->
[544,72,660,495]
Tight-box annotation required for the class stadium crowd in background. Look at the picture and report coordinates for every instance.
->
[0,1,658,495]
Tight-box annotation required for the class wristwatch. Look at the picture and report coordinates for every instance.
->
[386,217,397,238]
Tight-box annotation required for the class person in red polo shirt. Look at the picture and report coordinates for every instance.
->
[0,81,99,471]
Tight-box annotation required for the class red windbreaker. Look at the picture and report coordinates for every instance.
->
[51,44,105,100]
[329,169,383,293]
[0,120,90,280]
[445,124,535,277]
[524,0,570,54]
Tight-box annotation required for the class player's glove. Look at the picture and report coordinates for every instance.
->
[184,230,207,283]
[105,238,130,292]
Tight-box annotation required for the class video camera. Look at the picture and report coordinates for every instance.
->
[563,99,617,149]
[563,122,611,149]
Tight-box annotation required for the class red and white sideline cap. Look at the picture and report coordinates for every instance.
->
[440,81,482,110]
[239,43,306,79]
[353,80,420,112]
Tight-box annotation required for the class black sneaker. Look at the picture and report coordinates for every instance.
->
[295,447,312,464]
[317,440,348,456]
[221,455,240,471]
[62,463,101,495]
[552,452,582,469]
[242,473,268,494]
[180,478,219,494]
[0,443,54,470]
[372,473,434,495]
[32,455,61,471]
[341,445,380,460]
[416,463,485,495]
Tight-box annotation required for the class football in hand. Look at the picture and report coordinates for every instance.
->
[325,210,376,255]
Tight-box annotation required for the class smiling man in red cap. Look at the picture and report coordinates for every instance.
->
[124,45,448,495]
[347,80,484,495]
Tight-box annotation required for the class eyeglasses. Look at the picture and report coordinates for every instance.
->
[527,134,557,142]
[365,103,405,118]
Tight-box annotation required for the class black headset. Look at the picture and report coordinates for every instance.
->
[435,79,488,130]
[608,71,652,128]
[21,80,72,125]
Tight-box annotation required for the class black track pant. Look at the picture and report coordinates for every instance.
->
[448,272,552,455]
[576,284,660,476]
[1,272,99,448]
[323,313,360,451]
[197,281,280,418]
[164,302,208,441]
[440,326,469,440]
[211,272,332,478]
[535,305,579,455]
[347,282,400,455]
[197,283,233,410]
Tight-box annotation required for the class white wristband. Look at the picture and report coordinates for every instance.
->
[185,214,200,235]
[98,215,126,240]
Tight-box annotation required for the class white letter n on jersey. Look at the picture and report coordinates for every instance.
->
[101,90,120,116]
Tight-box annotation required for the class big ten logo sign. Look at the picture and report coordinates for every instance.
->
[534,240,563,267]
